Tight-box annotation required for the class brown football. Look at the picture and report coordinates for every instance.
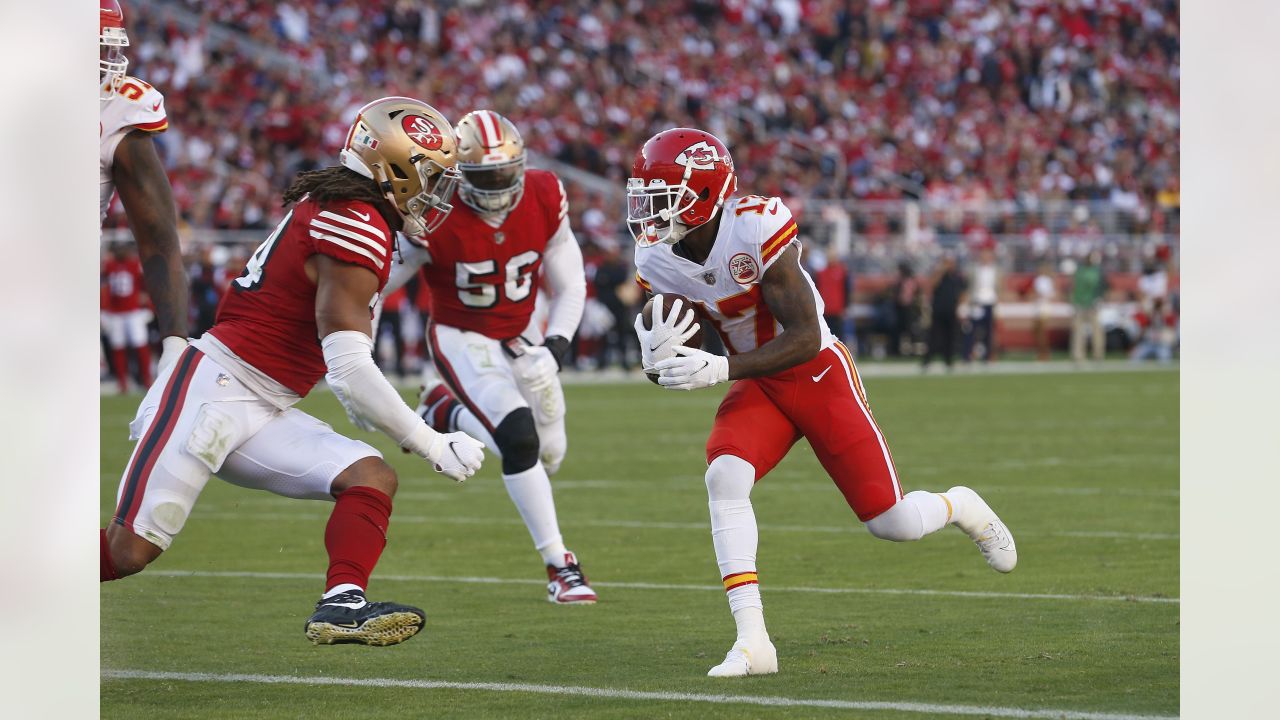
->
[641,293,705,384]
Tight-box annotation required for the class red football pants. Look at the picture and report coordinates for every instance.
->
[705,342,903,521]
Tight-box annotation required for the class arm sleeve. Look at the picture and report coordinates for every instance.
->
[385,236,431,297]
[541,217,586,340]
[322,331,437,458]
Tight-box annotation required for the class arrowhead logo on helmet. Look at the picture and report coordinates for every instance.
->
[675,141,724,171]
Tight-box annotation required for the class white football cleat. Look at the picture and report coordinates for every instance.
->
[706,635,778,677]
[949,486,1017,573]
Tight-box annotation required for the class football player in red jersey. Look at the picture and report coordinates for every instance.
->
[101,242,152,392]
[100,0,188,378]
[628,129,1018,676]
[381,110,596,604]
[100,97,486,647]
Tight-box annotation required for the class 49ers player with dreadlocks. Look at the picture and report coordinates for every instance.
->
[99,0,188,380]
[101,98,486,647]
[382,110,596,604]
[629,129,1018,677]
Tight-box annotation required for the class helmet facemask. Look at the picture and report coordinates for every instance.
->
[626,177,700,247]
[99,25,128,98]
[459,155,526,216]
[390,156,461,238]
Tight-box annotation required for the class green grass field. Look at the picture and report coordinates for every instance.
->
[101,369,1179,719]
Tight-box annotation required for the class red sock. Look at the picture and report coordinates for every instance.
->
[136,344,153,387]
[324,486,393,593]
[424,384,459,432]
[101,528,119,582]
[113,348,129,392]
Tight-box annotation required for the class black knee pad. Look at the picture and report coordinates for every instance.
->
[493,407,541,474]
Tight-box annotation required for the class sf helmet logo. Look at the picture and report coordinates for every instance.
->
[674,141,723,171]
[402,114,444,150]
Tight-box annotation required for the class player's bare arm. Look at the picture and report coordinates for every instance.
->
[112,129,188,344]
[726,244,821,380]
[308,254,378,337]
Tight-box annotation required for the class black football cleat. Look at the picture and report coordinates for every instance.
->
[304,590,425,647]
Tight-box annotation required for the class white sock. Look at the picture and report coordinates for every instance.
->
[503,464,565,565]
[322,579,368,602]
[731,605,768,642]
[865,491,957,542]
[706,455,765,636]
[455,407,497,449]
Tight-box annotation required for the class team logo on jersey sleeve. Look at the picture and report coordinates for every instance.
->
[402,115,444,150]
[675,141,724,171]
[729,253,759,284]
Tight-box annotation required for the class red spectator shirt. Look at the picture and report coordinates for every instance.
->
[419,169,567,339]
[814,262,849,317]
[102,257,145,312]
[209,196,394,396]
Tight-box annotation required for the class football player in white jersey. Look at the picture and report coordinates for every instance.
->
[628,129,1018,677]
[100,0,188,377]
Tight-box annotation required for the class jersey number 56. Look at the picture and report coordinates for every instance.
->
[455,251,541,308]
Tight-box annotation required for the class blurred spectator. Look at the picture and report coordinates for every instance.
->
[921,255,966,372]
[1031,261,1057,361]
[1131,297,1177,363]
[592,240,638,370]
[188,244,231,337]
[964,246,1000,363]
[1138,258,1169,310]
[812,247,851,347]
[101,242,153,392]
[890,261,922,357]
[376,285,408,379]
[1070,250,1108,363]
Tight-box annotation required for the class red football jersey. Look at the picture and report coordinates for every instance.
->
[102,256,144,312]
[420,169,567,339]
[209,196,394,396]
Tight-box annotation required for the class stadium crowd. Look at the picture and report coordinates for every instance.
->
[105,0,1179,241]
[101,0,1179,384]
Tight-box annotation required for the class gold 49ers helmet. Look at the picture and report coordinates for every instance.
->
[339,97,461,237]
[454,110,527,215]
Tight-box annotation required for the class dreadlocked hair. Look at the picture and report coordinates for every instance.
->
[282,166,388,208]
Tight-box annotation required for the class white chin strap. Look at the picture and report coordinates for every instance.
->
[663,219,690,244]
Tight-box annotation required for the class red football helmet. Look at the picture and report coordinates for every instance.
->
[626,128,736,246]
[100,0,129,95]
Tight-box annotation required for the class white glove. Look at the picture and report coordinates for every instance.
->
[425,430,486,482]
[157,336,189,378]
[634,294,700,372]
[654,345,729,391]
[512,345,559,394]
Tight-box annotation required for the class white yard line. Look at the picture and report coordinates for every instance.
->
[145,569,1179,605]
[101,669,1177,720]
[192,509,1179,542]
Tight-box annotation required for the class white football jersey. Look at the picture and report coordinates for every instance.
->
[634,195,835,355]
[100,76,168,223]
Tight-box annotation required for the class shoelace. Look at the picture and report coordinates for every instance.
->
[975,522,1010,550]
[553,564,588,588]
